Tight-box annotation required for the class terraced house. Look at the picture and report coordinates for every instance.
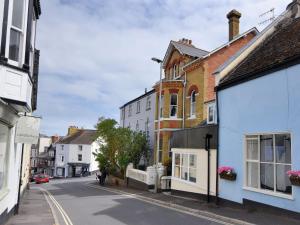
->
[154,10,258,167]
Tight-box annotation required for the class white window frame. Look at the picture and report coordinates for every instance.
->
[160,95,164,118]
[136,101,141,113]
[146,96,151,110]
[244,133,293,199]
[78,145,83,151]
[128,104,132,117]
[173,64,177,79]
[78,154,82,162]
[172,152,197,183]
[190,91,196,118]
[170,94,178,118]
[136,120,139,131]
[207,103,216,124]
[158,136,163,163]
[7,0,29,67]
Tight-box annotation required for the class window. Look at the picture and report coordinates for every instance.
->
[136,101,141,113]
[146,96,151,110]
[78,145,83,151]
[173,64,177,79]
[0,123,10,192]
[9,0,25,63]
[173,153,197,183]
[128,104,132,117]
[158,137,163,163]
[170,94,178,118]
[78,154,82,161]
[136,120,139,131]
[207,103,216,124]
[159,95,164,118]
[190,91,196,117]
[61,156,64,162]
[29,11,37,75]
[61,145,64,150]
[245,134,292,195]
[145,118,150,139]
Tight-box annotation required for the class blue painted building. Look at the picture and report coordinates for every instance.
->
[215,0,300,213]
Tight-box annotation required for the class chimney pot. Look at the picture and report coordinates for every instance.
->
[227,9,242,41]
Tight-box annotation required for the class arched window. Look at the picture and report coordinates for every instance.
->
[190,91,196,117]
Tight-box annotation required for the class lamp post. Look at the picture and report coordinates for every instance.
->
[151,57,163,193]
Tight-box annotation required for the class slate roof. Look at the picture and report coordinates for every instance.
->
[218,17,300,89]
[58,130,97,145]
[171,41,209,58]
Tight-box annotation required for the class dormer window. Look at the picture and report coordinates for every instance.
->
[173,64,177,79]
[9,0,26,64]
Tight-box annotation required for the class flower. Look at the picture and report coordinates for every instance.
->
[218,166,234,174]
[287,170,300,177]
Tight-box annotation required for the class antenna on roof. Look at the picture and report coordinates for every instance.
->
[259,8,275,26]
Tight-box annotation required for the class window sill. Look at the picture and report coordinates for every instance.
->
[0,188,9,201]
[187,116,196,120]
[243,187,294,200]
[171,177,198,186]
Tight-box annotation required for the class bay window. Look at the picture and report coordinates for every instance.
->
[9,0,26,63]
[245,134,292,195]
[159,95,164,118]
[173,153,197,183]
[170,94,178,118]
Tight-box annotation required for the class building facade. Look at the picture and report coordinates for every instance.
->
[0,0,41,224]
[55,127,99,178]
[154,10,258,168]
[120,89,156,164]
[216,0,300,214]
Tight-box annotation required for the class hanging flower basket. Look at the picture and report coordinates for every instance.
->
[287,171,300,186]
[218,166,237,181]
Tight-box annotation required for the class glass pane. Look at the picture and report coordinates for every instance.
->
[260,135,274,162]
[260,163,274,191]
[170,95,177,105]
[175,154,180,166]
[191,103,195,116]
[174,166,180,178]
[246,138,258,160]
[208,106,214,122]
[191,92,196,102]
[9,29,21,62]
[0,123,9,190]
[246,162,258,188]
[189,168,196,183]
[189,155,196,167]
[158,150,162,163]
[170,106,177,117]
[276,164,292,194]
[275,134,291,164]
[12,0,24,29]
[181,154,188,167]
[181,167,188,180]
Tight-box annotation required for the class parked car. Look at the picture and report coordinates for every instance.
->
[30,174,39,182]
[35,174,50,184]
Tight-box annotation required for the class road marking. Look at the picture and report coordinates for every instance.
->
[85,183,254,225]
[36,187,74,225]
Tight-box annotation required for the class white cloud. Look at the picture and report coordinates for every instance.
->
[35,0,290,135]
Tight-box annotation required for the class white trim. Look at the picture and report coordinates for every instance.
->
[243,187,294,200]
[155,118,183,122]
[172,177,199,187]
[170,93,178,118]
[155,128,181,132]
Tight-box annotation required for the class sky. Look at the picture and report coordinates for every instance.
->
[35,0,290,136]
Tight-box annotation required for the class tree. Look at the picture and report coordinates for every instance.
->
[94,117,150,178]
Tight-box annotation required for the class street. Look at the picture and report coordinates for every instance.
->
[36,177,239,225]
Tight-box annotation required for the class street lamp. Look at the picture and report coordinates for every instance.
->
[151,57,163,193]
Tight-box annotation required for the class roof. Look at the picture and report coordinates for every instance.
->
[58,130,97,145]
[183,27,259,70]
[163,41,209,68]
[218,17,300,89]
[119,89,155,109]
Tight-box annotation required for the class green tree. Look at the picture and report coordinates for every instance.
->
[94,117,150,178]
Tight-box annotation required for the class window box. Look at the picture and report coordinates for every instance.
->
[289,176,300,186]
[218,166,236,181]
[219,172,237,181]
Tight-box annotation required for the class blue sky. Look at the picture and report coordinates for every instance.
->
[35,0,290,136]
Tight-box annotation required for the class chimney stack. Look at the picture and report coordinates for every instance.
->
[227,10,242,41]
[67,126,79,136]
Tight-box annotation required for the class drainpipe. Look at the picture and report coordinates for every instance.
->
[215,90,220,205]
[182,71,187,129]
[205,134,212,203]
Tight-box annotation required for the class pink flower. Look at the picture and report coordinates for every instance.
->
[218,166,234,174]
[287,170,300,177]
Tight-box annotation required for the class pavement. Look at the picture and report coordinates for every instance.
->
[5,177,300,225]
[5,188,55,225]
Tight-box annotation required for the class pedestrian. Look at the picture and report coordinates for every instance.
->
[101,167,108,185]
[96,172,102,185]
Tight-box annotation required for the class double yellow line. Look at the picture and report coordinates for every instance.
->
[39,187,74,225]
